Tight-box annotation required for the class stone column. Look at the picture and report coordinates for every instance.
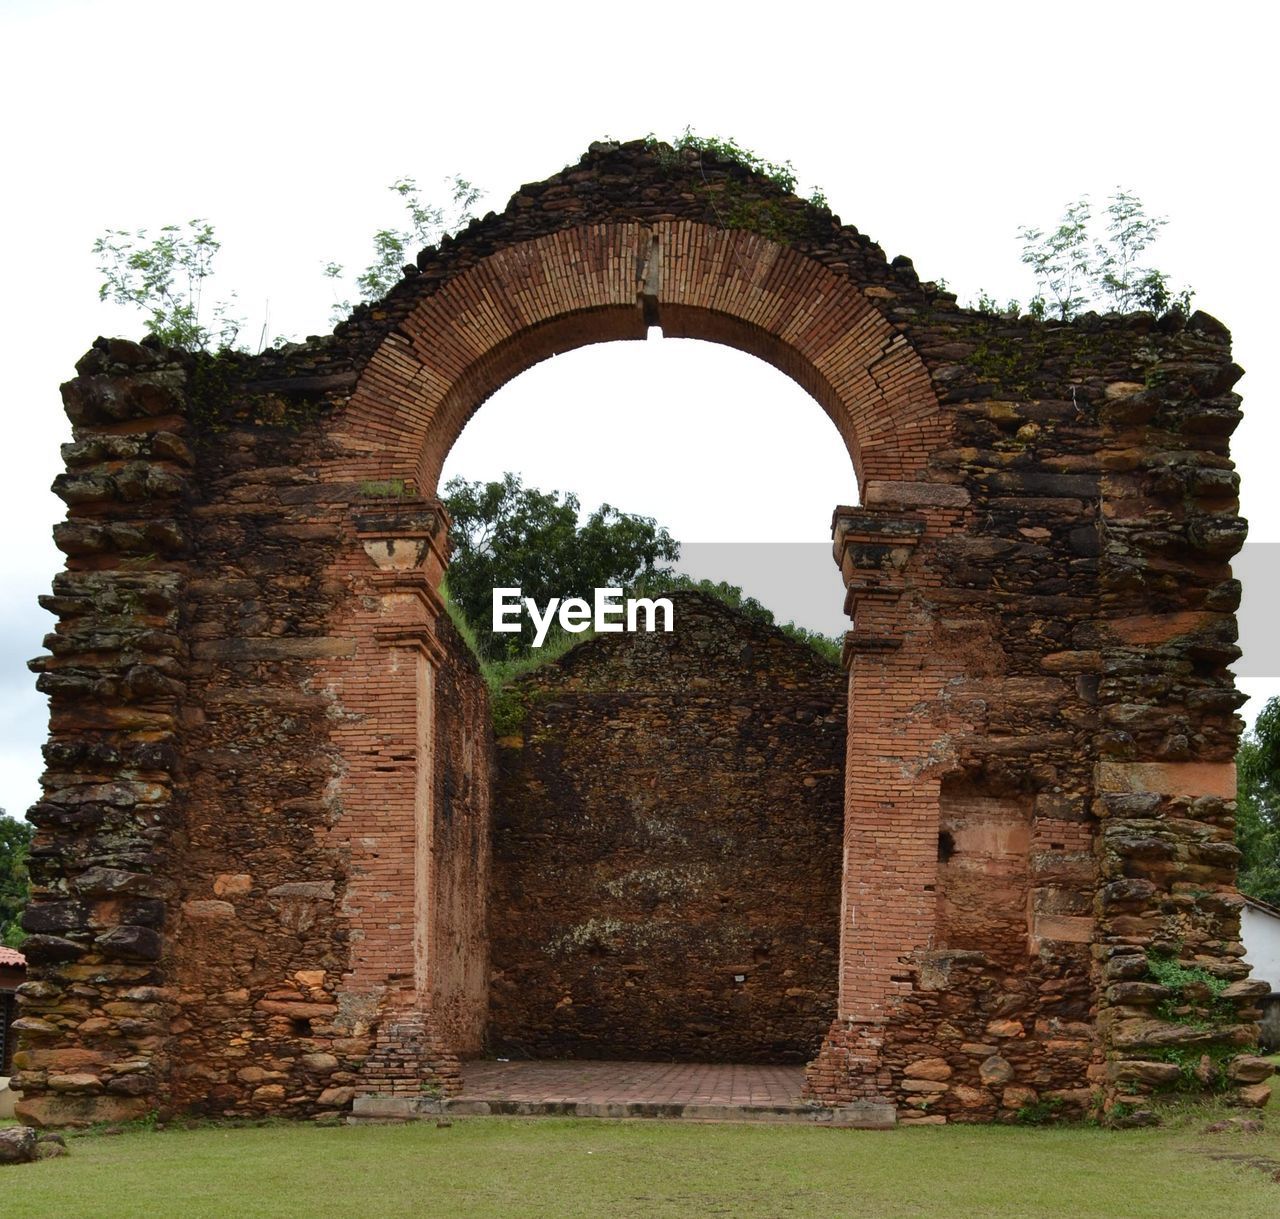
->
[16,338,193,1126]
[806,505,946,1106]
[1087,333,1270,1118]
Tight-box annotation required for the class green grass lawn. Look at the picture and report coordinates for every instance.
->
[3,1107,1280,1219]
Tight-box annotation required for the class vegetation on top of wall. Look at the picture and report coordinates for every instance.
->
[93,174,486,350]
[443,562,843,731]
[645,128,801,193]
[441,579,593,695]
[93,150,1195,358]
[968,190,1194,322]
[94,220,245,353]
[640,129,829,215]
[323,174,483,324]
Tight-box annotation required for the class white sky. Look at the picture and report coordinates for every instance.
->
[0,0,1276,820]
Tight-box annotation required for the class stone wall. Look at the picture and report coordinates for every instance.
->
[427,623,493,1058]
[16,340,193,1126]
[488,592,844,1062]
[16,138,1263,1125]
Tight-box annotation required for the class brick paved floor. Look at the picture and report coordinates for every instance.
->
[459,1060,806,1107]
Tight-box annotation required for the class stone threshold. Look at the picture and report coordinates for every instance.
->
[349,1094,896,1128]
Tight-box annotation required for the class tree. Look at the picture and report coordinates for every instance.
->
[1017,197,1094,321]
[1237,697,1280,906]
[93,220,243,351]
[0,814,33,949]
[324,174,482,324]
[443,473,679,662]
[1013,189,1193,321]
[94,174,484,348]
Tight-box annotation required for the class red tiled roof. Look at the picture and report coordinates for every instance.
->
[0,945,25,968]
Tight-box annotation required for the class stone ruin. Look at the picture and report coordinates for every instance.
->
[12,139,1271,1127]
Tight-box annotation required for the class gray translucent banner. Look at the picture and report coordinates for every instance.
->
[1229,543,1277,679]
[676,541,1279,678]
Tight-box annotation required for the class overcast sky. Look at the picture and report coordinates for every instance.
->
[1,0,1275,821]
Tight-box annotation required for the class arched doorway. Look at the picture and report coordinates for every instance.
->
[324,208,966,1105]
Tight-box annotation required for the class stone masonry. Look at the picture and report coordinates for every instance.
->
[488,592,845,1063]
[14,138,1266,1126]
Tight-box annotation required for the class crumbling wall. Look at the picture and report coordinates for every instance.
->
[15,340,194,1127]
[487,593,844,1062]
[16,139,1260,1126]
[805,307,1256,1125]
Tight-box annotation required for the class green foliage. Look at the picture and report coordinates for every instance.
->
[648,127,799,193]
[1145,953,1229,999]
[777,623,843,665]
[325,175,482,323]
[643,128,830,242]
[1014,190,1193,321]
[1018,197,1094,321]
[93,220,244,351]
[970,289,1029,320]
[480,628,598,696]
[94,176,483,346]
[1150,1045,1237,1092]
[442,472,678,664]
[1014,1096,1066,1125]
[1237,697,1280,905]
[442,577,592,730]
[1094,190,1193,316]
[0,812,33,948]
[489,686,529,738]
[1147,951,1233,1029]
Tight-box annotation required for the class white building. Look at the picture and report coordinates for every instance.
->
[1241,895,1280,1051]
[1241,895,1280,991]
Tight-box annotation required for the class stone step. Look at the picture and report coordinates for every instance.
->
[349,1093,895,1128]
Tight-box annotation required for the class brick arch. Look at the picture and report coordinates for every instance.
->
[333,220,946,498]
[324,212,972,1106]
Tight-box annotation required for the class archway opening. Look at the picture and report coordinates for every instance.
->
[332,217,952,1108]
[434,337,854,1069]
